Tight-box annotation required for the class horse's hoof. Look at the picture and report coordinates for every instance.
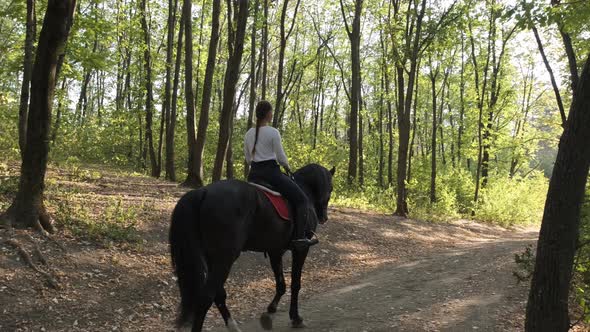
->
[226,318,242,332]
[260,312,273,330]
[267,305,277,314]
[291,318,306,329]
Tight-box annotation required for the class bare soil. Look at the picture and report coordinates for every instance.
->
[0,165,537,331]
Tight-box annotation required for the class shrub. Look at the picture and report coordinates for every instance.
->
[475,171,547,226]
[51,193,140,245]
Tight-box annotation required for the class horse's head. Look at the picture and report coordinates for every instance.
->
[294,164,336,225]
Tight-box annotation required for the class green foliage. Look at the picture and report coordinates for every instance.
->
[0,175,19,196]
[51,193,141,245]
[331,185,396,213]
[51,111,141,166]
[513,244,535,283]
[573,188,590,323]
[0,0,571,233]
[0,99,19,159]
[60,156,103,182]
[475,172,548,226]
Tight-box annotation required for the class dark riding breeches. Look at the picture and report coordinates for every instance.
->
[247,160,308,208]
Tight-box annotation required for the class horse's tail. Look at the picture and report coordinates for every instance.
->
[169,189,208,327]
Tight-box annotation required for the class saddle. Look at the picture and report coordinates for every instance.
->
[249,181,292,221]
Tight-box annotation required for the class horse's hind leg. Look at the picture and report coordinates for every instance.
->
[267,251,286,313]
[215,286,240,331]
[192,257,236,332]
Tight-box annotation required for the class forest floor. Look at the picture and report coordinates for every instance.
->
[0,164,538,331]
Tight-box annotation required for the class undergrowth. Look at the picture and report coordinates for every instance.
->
[331,167,547,226]
[49,192,141,246]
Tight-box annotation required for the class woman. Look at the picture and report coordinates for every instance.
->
[244,100,318,250]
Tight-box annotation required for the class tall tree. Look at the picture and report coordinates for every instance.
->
[525,54,590,332]
[162,0,178,181]
[181,0,199,187]
[1,0,77,231]
[166,0,184,182]
[261,0,268,99]
[211,0,249,182]
[139,0,158,177]
[428,58,440,203]
[392,0,426,216]
[245,0,260,178]
[272,0,302,128]
[470,2,516,206]
[390,0,456,216]
[340,0,362,185]
[18,0,36,158]
[193,0,222,187]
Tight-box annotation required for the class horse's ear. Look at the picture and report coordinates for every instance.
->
[329,166,336,175]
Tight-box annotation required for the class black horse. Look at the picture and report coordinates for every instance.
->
[169,164,335,331]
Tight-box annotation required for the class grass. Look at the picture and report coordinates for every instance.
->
[1,160,144,246]
[49,193,142,246]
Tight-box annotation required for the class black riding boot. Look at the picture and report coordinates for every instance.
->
[291,205,319,251]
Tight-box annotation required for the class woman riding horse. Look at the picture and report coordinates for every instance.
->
[244,100,318,250]
[169,100,335,331]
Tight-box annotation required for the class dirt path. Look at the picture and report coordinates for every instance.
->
[0,166,536,331]
[213,227,535,332]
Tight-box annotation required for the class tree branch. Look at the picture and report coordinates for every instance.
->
[286,0,301,40]
[339,0,352,37]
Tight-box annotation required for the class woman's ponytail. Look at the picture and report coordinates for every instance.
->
[252,118,262,155]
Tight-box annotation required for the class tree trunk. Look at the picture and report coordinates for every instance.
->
[525,54,590,332]
[51,77,67,144]
[261,0,268,99]
[394,0,426,217]
[378,60,385,187]
[273,0,301,128]
[193,0,206,109]
[140,0,158,177]
[244,0,259,178]
[76,13,99,123]
[532,24,567,126]
[358,98,364,186]
[1,0,77,232]
[394,64,409,216]
[211,0,249,182]
[510,63,534,178]
[470,11,493,209]
[76,70,92,122]
[429,69,438,203]
[192,0,221,187]
[181,0,199,187]
[386,60,393,187]
[18,0,36,158]
[407,69,419,183]
[226,101,238,179]
[161,0,177,180]
[458,32,465,165]
[166,0,184,182]
[341,0,362,185]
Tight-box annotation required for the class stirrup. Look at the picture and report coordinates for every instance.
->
[291,238,319,250]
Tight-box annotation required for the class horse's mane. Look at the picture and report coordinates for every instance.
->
[294,164,331,198]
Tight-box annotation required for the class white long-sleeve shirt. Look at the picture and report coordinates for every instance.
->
[244,126,290,168]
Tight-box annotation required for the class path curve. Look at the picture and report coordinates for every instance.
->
[214,229,535,332]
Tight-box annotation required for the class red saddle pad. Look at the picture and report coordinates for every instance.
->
[259,189,292,221]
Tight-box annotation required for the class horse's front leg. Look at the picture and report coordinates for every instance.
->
[260,251,287,330]
[289,247,309,328]
[267,251,287,313]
